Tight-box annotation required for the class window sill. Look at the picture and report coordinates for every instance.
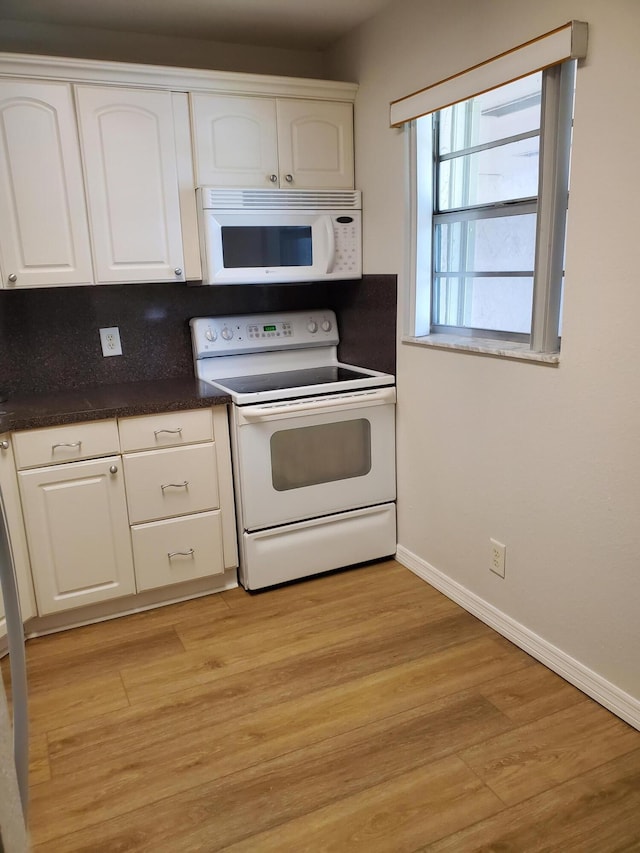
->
[401,332,560,365]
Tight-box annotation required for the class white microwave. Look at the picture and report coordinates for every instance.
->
[196,188,362,285]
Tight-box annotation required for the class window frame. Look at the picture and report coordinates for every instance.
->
[407,59,576,355]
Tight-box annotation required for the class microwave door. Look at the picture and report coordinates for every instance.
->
[202,211,332,284]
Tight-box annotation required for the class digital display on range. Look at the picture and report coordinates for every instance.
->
[263,325,277,332]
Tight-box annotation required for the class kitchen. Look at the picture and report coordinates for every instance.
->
[1,0,640,849]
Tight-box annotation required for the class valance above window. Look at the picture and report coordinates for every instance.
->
[389,20,588,127]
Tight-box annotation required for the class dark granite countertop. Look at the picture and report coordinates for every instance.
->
[0,377,231,433]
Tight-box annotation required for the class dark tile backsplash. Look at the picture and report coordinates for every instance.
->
[0,276,396,396]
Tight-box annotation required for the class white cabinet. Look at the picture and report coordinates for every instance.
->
[123,444,220,525]
[0,80,93,288]
[276,99,354,190]
[12,408,237,615]
[0,56,357,289]
[18,455,135,614]
[122,408,235,593]
[191,94,278,189]
[132,511,225,593]
[75,85,186,284]
[12,418,120,469]
[191,94,354,189]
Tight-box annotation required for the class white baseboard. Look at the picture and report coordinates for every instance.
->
[396,545,640,731]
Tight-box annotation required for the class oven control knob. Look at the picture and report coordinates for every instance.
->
[204,327,217,342]
[221,327,234,341]
[321,319,332,333]
[307,320,318,333]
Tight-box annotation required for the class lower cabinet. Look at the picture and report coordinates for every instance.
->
[131,511,225,592]
[12,406,237,620]
[18,455,135,614]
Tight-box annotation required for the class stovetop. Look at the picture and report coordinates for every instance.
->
[214,365,375,395]
[190,310,395,405]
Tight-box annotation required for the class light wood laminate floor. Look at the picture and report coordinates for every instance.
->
[4,559,640,851]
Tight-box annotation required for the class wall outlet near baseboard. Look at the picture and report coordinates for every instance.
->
[99,327,122,357]
[490,538,506,578]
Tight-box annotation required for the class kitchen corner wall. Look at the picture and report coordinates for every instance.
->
[0,276,396,397]
[328,0,640,719]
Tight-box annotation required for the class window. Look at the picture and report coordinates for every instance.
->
[411,61,575,353]
[390,22,588,359]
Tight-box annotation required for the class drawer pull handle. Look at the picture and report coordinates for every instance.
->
[154,428,183,437]
[52,441,82,452]
[0,440,9,450]
[168,548,195,559]
[161,481,189,491]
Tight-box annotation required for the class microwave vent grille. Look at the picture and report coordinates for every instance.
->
[198,188,361,210]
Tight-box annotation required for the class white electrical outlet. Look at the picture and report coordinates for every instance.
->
[99,327,122,357]
[490,538,506,578]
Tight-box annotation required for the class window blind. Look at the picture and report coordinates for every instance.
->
[389,21,587,127]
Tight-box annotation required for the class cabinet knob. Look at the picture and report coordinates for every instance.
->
[269,174,278,183]
[109,465,118,474]
[0,440,9,450]
[174,268,183,277]
[7,273,17,283]
[284,174,294,183]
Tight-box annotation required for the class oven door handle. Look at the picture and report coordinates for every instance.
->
[239,387,396,422]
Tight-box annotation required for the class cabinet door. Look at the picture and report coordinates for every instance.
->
[0,80,93,288]
[18,456,135,614]
[276,100,354,189]
[75,85,184,283]
[190,93,279,188]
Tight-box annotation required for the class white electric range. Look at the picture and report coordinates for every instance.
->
[191,310,396,590]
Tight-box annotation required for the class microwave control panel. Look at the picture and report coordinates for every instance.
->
[332,214,360,277]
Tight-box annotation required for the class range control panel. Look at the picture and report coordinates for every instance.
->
[191,310,340,358]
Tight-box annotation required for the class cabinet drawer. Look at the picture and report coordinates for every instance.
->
[13,420,120,469]
[118,408,213,452]
[131,510,224,592]
[123,443,219,523]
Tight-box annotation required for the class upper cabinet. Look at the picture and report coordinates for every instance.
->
[191,94,278,189]
[276,100,354,190]
[191,94,354,190]
[0,54,357,289]
[75,86,185,284]
[0,80,93,288]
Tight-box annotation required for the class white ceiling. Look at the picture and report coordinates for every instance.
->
[0,0,396,51]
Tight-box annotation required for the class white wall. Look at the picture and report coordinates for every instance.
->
[328,0,640,711]
[0,19,328,79]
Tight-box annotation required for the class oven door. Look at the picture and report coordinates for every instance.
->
[232,387,396,531]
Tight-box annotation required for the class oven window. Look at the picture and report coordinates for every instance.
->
[270,419,371,491]
[221,226,313,268]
